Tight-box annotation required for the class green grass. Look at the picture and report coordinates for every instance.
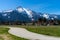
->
[0,37,4,40]
[0,25,60,40]
[15,25,60,37]
[25,25,60,37]
[0,27,28,40]
[0,28,9,34]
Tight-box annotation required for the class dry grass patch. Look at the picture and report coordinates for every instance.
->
[0,34,12,40]
[0,27,28,40]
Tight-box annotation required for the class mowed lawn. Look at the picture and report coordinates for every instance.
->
[0,25,60,40]
[26,25,60,37]
[15,25,60,37]
[0,27,28,40]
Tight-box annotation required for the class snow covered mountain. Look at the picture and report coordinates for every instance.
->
[0,6,60,23]
[16,6,41,21]
[0,6,40,22]
[16,6,33,18]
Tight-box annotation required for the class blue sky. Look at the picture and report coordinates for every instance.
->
[0,0,60,15]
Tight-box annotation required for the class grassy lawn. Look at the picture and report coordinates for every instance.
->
[14,25,60,37]
[0,25,60,40]
[25,25,60,37]
[0,37,4,40]
[0,27,28,40]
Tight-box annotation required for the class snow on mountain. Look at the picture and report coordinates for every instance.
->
[43,14,49,19]
[16,6,33,19]
[0,6,60,22]
[23,8,33,18]
[54,16,58,19]
[51,18,54,20]
[2,13,7,16]
[14,6,36,22]
[3,9,13,12]
[16,7,24,12]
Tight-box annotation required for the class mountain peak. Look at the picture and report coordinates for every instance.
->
[17,6,23,9]
[16,6,24,12]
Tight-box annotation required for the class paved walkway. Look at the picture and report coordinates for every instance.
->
[8,27,60,40]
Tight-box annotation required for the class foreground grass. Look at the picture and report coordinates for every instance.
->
[0,25,60,38]
[25,26,60,37]
[0,27,28,40]
[14,25,60,37]
[0,37,3,40]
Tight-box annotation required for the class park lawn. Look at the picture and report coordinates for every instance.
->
[15,25,60,37]
[0,25,60,39]
[0,27,28,40]
[24,25,60,37]
[0,37,3,40]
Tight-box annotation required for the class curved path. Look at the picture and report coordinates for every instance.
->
[8,27,60,40]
